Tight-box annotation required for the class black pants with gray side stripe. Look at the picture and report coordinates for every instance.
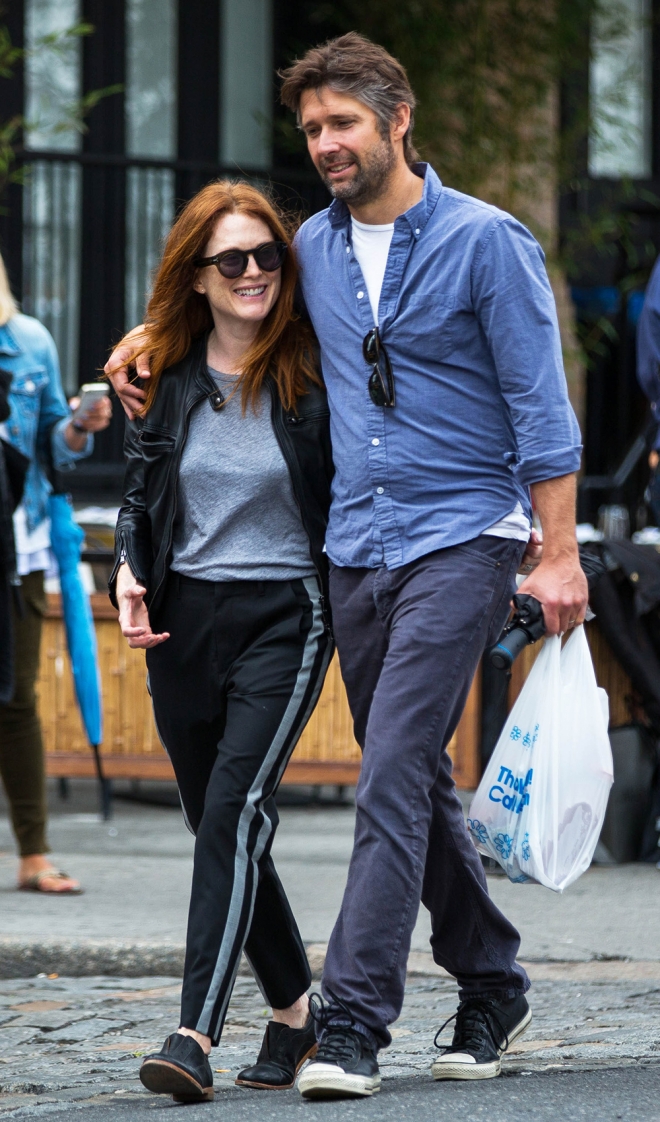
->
[147,572,333,1045]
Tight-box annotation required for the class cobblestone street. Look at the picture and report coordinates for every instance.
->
[0,960,659,1117]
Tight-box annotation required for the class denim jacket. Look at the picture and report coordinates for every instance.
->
[0,314,92,534]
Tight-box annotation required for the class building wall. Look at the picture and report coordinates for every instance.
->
[0,0,328,497]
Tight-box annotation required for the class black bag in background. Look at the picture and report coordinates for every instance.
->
[599,725,659,863]
[0,370,29,705]
[638,749,660,864]
[581,544,660,861]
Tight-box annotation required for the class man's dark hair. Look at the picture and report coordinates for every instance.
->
[279,32,418,166]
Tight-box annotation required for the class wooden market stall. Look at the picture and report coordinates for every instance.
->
[507,617,633,728]
[39,594,482,790]
[39,591,632,793]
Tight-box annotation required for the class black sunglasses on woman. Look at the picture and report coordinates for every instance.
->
[195,241,287,279]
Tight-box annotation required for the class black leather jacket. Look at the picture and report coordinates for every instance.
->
[109,336,334,623]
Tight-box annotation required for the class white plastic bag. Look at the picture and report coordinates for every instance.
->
[468,626,613,892]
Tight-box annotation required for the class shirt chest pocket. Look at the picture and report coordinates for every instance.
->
[396,292,456,362]
[8,368,49,438]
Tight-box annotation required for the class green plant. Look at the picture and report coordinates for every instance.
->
[295,0,658,383]
[297,2,650,241]
[0,19,121,202]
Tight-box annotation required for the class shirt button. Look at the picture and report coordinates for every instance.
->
[346,246,350,253]
[415,228,420,235]
[371,438,380,446]
[357,291,364,299]
[25,380,35,392]
[376,486,384,494]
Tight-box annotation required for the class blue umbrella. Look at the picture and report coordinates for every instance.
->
[48,492,110,818]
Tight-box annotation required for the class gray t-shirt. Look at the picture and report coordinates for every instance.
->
[171,369,315,581]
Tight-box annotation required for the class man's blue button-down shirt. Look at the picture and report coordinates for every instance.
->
[295,164,582,569]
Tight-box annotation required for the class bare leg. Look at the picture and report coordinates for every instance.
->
[272,991,309,1029]
[176,1027,211,1056]
[177,991,309,1056]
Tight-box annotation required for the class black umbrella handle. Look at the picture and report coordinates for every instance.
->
[91,744,113,820]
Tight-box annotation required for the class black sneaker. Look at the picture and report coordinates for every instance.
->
[235,1012,318,1090]
[297,1025,380,1099]
[432,993,531,1081]
[139,1032,214,1102]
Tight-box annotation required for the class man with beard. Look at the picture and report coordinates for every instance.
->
[106,32,585,1101]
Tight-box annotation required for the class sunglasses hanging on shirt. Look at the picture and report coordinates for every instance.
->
[363,327,395,407]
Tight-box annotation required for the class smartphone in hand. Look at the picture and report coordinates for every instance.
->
[71,383,109,421]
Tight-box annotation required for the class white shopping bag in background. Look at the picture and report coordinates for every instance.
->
[468,626,613,892]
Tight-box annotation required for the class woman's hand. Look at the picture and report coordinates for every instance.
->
[116,563,169,649]
[104,325,151,420]
[64,394,112,451]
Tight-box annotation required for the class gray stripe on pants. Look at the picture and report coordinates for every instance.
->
[197,577,331,1037]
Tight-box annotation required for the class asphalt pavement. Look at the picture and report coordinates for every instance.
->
[2,1069,660,1121]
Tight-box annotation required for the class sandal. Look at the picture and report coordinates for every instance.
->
[18,869,83,895]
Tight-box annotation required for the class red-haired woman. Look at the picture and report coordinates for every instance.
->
[109,181,334,1102]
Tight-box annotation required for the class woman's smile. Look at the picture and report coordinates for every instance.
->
[233,283,268,300]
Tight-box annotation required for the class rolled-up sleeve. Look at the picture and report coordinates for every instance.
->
[472,217,582,486]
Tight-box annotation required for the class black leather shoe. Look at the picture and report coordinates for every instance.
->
[235,1013,318,1090]
[140,1032,214,1101]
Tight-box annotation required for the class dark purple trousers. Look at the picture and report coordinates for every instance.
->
[323,535,531,1049]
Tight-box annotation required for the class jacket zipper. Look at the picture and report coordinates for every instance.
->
[285,409,328,425]
[109,537,140,606]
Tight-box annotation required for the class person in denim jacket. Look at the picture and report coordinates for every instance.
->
[0,253,111,894]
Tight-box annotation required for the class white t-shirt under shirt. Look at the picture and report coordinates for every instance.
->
[351,216,395,324]
[350,215,531,544]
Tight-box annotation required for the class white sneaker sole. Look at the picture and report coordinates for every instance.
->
[431,1006,532,1082]
[298,1067,381,1100]
[433,1057,501,1081]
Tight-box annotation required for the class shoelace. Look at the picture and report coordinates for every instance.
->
[308,988,363,1065]
[309,987,356,1031]
[315,1025,363,1065]
[433,997,509,1055]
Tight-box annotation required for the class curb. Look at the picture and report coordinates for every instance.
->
[4,941,651,983]
[0,939,185,979]
[0,940,330,980]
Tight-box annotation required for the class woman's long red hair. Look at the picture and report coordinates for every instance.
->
[122,180,317,413]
